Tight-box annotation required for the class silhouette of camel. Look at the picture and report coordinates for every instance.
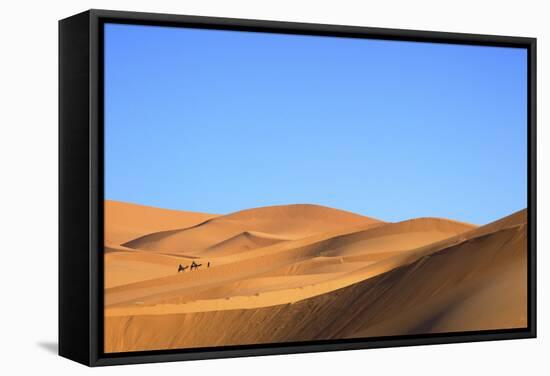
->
[178,264,189,273]
[190,261,202,271]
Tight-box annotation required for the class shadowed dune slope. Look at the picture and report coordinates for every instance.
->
[204,231,291,257]
[122,204,381,255]
[105,209,526,352]
[105,200,217,246]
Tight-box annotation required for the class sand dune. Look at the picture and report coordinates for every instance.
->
[104,250,200,289]
[104,217,447,307]
[204,231,290,257]
[105,200,217,246]
[103,202,528,353]
[122,204,380,255]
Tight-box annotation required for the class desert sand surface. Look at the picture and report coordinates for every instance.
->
[104,200,528,352]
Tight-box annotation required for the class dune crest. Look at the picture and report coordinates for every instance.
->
[104,202,527,352]
[105,200,217,246]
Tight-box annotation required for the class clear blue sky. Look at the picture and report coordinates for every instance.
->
[104,23,527,224]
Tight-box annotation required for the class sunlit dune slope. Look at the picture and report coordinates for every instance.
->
[105,200,217,246]
[122,204,380,255]
[104,249,199,289]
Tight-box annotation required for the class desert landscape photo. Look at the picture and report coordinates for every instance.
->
[103,24,528,352]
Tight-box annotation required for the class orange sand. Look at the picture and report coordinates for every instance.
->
[104,200,527,352]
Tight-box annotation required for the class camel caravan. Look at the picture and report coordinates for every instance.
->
[178,261,211,273]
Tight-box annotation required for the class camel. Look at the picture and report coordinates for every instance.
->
[178,264,189,273]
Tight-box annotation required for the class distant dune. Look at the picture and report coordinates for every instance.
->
[104,200,217,246]
[122,203,380,255]
[103,200,528,352]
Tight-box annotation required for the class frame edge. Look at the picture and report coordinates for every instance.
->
[59,10,93,367]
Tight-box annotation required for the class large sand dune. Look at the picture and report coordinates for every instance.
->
[105,200,218,246]
[103,200,528,352]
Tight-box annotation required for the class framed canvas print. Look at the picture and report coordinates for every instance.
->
[59,9,537,366]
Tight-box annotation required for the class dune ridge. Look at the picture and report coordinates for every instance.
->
[104,202,527,352]
[122,203,381,254]
[204,231,290,256]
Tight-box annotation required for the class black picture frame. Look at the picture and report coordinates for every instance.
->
[59,9,537,367]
